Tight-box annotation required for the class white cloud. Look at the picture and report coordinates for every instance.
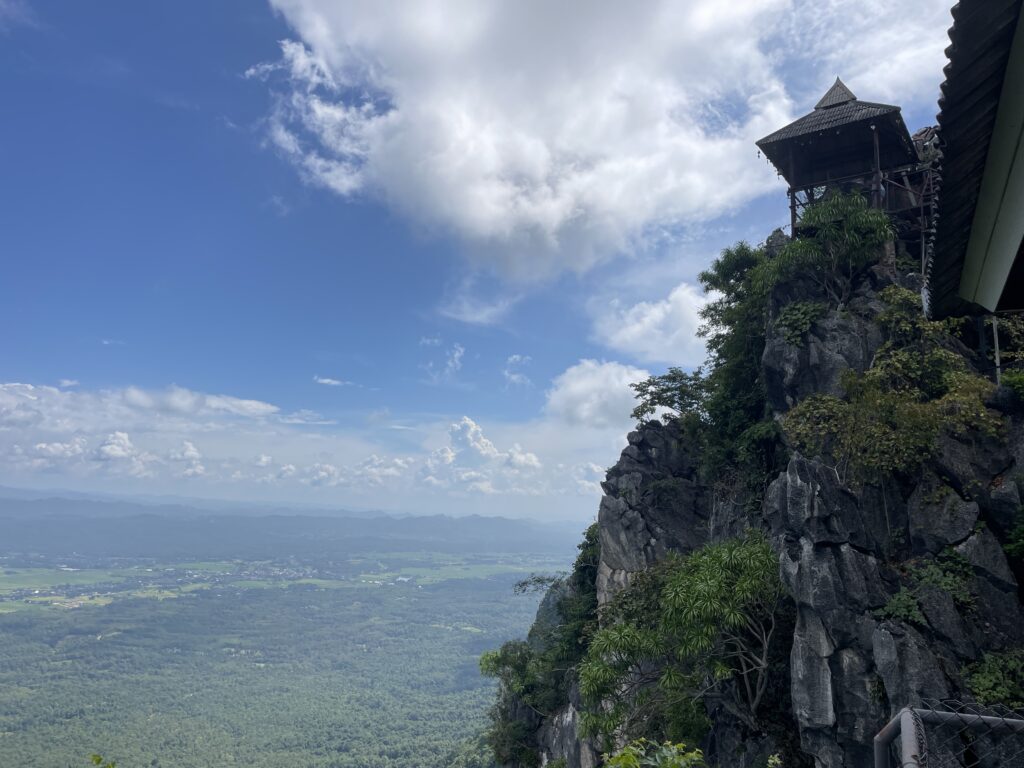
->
[313,375,353,386]
[419,416,541,494]
[95,431,135,461]
[170,440,205,478]
[58,379,79,388]
[33,437,87,459]
[449,416,501,459]
[592,282,710,366]
[250,1,952,279]
[250,1,794,278]
[121,385,279,418]
[93,432,156,478]
[304,462,343,487]
[423,342,466,385]
[769,0,953,108]
[544,360,648,429]
[354,454,414,486]
[503,354,532,388]
[279,409,335,425]
[438,291,520,325]
[255,453,274,467]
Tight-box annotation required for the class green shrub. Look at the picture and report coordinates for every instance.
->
[915,551,974,609]
[876,551,975,626]
[784,288,1000,484]
[876,587,925,625]
[751,191,892,307]
[965,649,1024,709]
[1004,370,1024,401]
[776,301,826,345]
[604,739,705,768]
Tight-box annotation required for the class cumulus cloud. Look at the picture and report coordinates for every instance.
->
[249,1,793,278]
[170,440,206,477]
[592,282,711,366]
[544,360,648,429]
[58,379,79,388]
[420,416,542,494]
[249,1,952,279]
[93,432,156,477]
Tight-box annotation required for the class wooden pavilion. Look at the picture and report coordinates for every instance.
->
[756,79,932,243]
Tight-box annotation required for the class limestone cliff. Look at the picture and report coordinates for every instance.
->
[499,257,1024,768]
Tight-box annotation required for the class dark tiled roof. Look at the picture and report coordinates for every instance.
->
[757,98,901,146]
[925,0,1023,318]
[814,77,857,109]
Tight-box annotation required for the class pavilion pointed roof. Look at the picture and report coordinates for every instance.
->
[755,77,918,189]
[814,77,857,109]
[757,79,902,147]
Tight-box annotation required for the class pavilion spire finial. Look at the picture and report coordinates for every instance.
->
[814,77,857,110]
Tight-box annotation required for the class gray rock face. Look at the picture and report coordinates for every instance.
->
[596,420,710,605]
[537,684,600,768]
[762,283,887,414]
[521,264,1024,768]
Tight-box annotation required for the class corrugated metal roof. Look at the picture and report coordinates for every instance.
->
[925,0,1023,318]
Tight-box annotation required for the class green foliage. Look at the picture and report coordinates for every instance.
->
[876,587,926,625]
[876,551,975,626]
[445,734,498,768]
[481,526,601,766]
[604,739,705,768]
[965,649,1024,709]
[775,301,826,346]
[0,557,541,768]
[1004,370,1024,401]
[751,191,893,307]
[915,551,974,609]
[580,534,782,743]
[90,756,116,768]
[784,287,999,483]
[630,241,783,506]
[631,368,708,425]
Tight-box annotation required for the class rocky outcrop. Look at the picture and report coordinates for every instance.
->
[596,419,710,605]
[537,683,600,768]
[511,262,1024,768]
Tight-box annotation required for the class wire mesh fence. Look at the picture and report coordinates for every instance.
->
[874,699,1024,767]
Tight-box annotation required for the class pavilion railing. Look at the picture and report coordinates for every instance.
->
[873,699,1024,768]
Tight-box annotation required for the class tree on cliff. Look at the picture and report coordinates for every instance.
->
[579,533,782,742]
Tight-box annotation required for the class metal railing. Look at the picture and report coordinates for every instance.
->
[874,700,1024,767]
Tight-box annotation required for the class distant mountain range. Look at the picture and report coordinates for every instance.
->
[0,492,585,559]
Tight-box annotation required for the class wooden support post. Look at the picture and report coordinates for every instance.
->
[789,188,797,237]
[871,124,882,209]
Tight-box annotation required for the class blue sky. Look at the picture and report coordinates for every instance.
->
[0,0,955,519]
